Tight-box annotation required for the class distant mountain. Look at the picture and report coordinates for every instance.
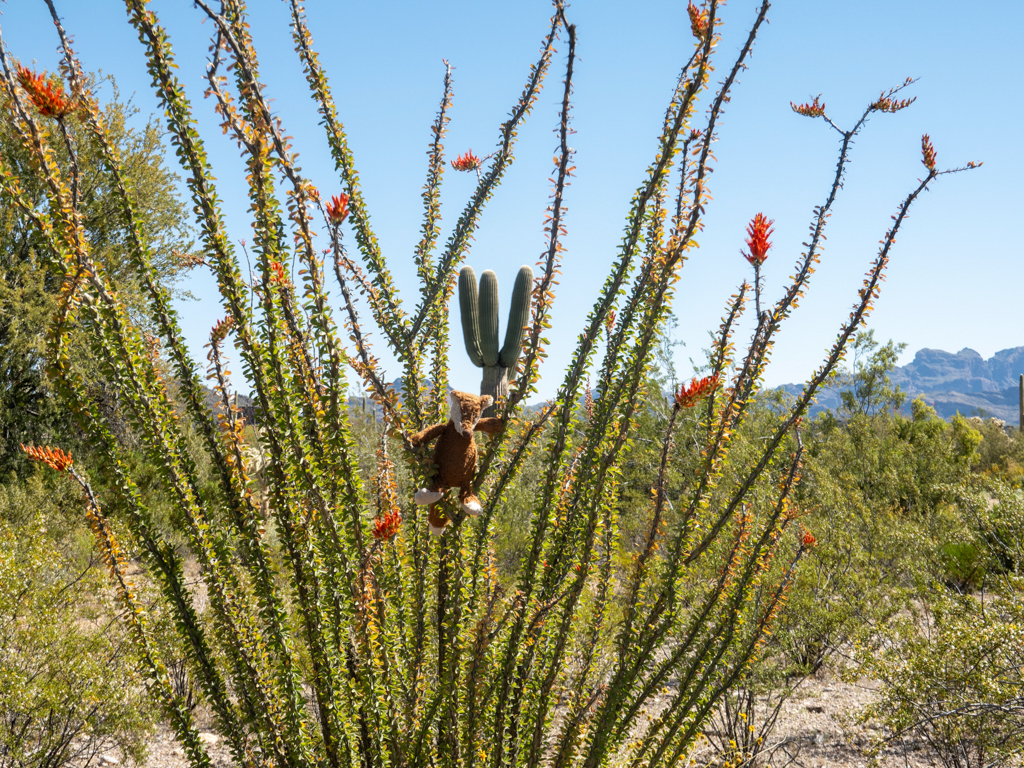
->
[779,346,1024,423]
[215,347,1024,426]
[889,347,1024,395]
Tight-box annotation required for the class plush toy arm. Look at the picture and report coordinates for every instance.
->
[474,417,504,436]
[410,422,446,447]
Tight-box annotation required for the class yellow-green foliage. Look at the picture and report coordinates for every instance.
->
[860,585,1024,768]
[0,77,197,479]
[0,474,154,768]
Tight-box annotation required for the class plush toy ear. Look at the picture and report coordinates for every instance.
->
[480,395,494,409]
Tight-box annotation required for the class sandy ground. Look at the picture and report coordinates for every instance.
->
[688,672,943,768]
[125,673,942,768]
[138,729,234,768]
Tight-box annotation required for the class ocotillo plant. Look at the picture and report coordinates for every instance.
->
[459,265,534,416]
[1,2,979,768]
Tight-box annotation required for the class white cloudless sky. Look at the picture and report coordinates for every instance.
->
[3,1,1021,400]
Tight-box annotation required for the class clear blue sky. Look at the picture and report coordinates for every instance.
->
[4,1,1022,399]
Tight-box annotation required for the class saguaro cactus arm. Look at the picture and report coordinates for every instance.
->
[479,270,501,367]
[458,267,484,367]
[499,265,534,370]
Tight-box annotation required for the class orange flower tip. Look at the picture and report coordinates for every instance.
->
[210,316,235,345]
[269,261,288,285]
[451,150,483,172]
[742,213,774,266]
[372,510,402,540]
[21,444,74,472]
[16,64,75,118]
[326,193,350,224]
[790,96,825,118]
[687,2,710,40]
[920,134,937,171]
[801,530,817,548]
[674,374,720,408]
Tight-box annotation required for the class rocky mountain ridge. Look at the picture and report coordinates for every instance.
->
[780,346,1024,423]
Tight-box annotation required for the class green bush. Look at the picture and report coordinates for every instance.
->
[980,485,1024,574]
[938,541,985,591]
[0,474,155,768]
[785,395,979,668]
[970,418,1024,485]
[0,77,197,480]
[859,587,1024,768]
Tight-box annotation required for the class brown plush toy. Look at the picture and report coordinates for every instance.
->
[410,390,503,535]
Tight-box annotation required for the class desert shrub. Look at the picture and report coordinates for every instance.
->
[859,586,1024,768]
[971,418,1024,485]
[697,369,984,766]
[0,474,154,768]
[830,426,1024,768]
[700,622,809,768]
[979,485,1024,574]
[784,398,978,668]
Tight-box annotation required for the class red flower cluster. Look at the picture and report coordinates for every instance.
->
[675,374,720,409]
[921,134,937,171]
[743,213,774,267]
[687,2,710,40]
[790,95,825,118]
[16,64,74,118]
[605,309,616,336]
[451,150,482,172]
[372,510,402,540]
[21,444,74,472]
[269,261,288,285]
[801,529,817,548]
[210,315,235,345]
[327,193,350,224]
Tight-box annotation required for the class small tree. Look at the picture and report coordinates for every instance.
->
[0,73,198,477]
[836,330,908,418]
[0,2,978,768]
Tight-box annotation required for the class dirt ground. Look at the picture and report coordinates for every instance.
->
[687,672,943,768]
[127,673,942,768]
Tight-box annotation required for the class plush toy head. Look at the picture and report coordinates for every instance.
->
[449,390,493,436]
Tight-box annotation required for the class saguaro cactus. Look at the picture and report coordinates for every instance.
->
[459,265,533,416]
